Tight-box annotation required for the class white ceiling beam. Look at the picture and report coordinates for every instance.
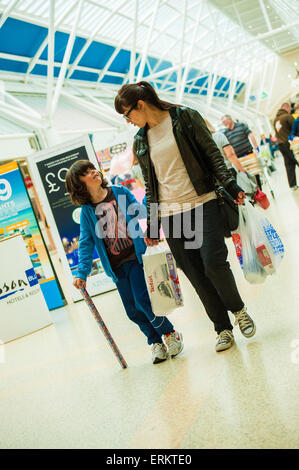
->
[67,0,128,80]
[0,0,20,29]
[25,0,79,80]
[0,52,129,78]
[255,49,269,112]
[0,0,211,58]
[58,89,123,127]
[178,0,204,103]
[0,133,34,139]
[0,102,44,129]
[58,127,116,135]
[129,0,139,83]
[46,0,55,121]
[143,20,299,82]
[95,2,167,86]
[151,12,217,77]
[122,7,208,86]
[68,84,119,118]
[136,0,161,82]
[185,69,210,94]
[206,8,229,109]
[244,60,258,110]
[50,0,84,119]
[0,89,42,119]
[258,0,273,31]
[266,55,279,113]
[175,0,188,102]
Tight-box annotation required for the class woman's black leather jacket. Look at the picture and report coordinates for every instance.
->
[133,106,242,237]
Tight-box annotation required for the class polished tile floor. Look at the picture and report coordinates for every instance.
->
[1,158,298,449]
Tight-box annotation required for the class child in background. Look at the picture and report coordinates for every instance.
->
[65,159,183,364]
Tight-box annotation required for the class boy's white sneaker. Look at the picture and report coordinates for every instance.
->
[152,343,168,364]
[163,331,184,358]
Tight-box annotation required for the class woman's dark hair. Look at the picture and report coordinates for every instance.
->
[65,159,109,206]
[114,81,178,114]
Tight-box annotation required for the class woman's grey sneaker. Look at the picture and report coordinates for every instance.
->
[163,331,184,358]
[215,329,235,352]
[152,342,168,364]
[233,307,256,338]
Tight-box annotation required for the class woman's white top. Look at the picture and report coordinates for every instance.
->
[147,113,216,216]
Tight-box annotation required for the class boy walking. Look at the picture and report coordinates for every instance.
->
[65,160,183,364]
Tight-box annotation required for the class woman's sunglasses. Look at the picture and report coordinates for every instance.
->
[123,103,137,121]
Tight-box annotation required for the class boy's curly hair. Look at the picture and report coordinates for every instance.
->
[65,159,109,206]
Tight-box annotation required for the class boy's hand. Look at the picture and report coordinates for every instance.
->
[144,238,159,247]
[73,277,86,290]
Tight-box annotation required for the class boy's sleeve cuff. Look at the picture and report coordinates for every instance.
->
[76,272,87,281]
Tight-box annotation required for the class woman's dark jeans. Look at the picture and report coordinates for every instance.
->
[161,199,244,335]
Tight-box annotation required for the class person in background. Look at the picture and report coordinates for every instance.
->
[66,160,184,365]
[221,114,262,188]
[114,81,256,354]
[291,102,299,120]
[274,102,298,190]
[269,133,278,159]
[205,119,246,178]
[221,115,259,157]
[290,103,299,141]
[131,148,145,189]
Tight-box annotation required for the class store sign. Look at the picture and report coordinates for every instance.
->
[0,234,52,343]
[29,136,116,302]
[0,161,65,310]
[96,142,128,171]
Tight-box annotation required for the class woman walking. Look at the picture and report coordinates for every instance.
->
[114,81,256,352]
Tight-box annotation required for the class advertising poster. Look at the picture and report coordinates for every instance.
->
[29,136,116,302]
[96,142,127,171]
[97,141,146,200]
[0,234,53,343]
[97,140,148,232]
[0,161,65,310]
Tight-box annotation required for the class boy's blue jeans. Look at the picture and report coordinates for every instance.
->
[114,259,174,345]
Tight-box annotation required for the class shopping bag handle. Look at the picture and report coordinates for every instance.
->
[144,243,167,256]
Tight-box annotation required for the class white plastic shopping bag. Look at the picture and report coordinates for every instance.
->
[232,201,284,284]
[142,244,184,316]
[237,202,267,284]
[236,171,257,196]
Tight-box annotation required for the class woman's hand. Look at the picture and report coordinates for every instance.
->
[73,277,86,290]
[144,237,159,247]
[234,191,246,205]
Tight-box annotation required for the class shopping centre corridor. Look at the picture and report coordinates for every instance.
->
[1,158,298,449]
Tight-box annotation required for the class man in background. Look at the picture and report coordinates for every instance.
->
[222,114,261,187]
[221,115,259,157]
[274,102,298,190]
